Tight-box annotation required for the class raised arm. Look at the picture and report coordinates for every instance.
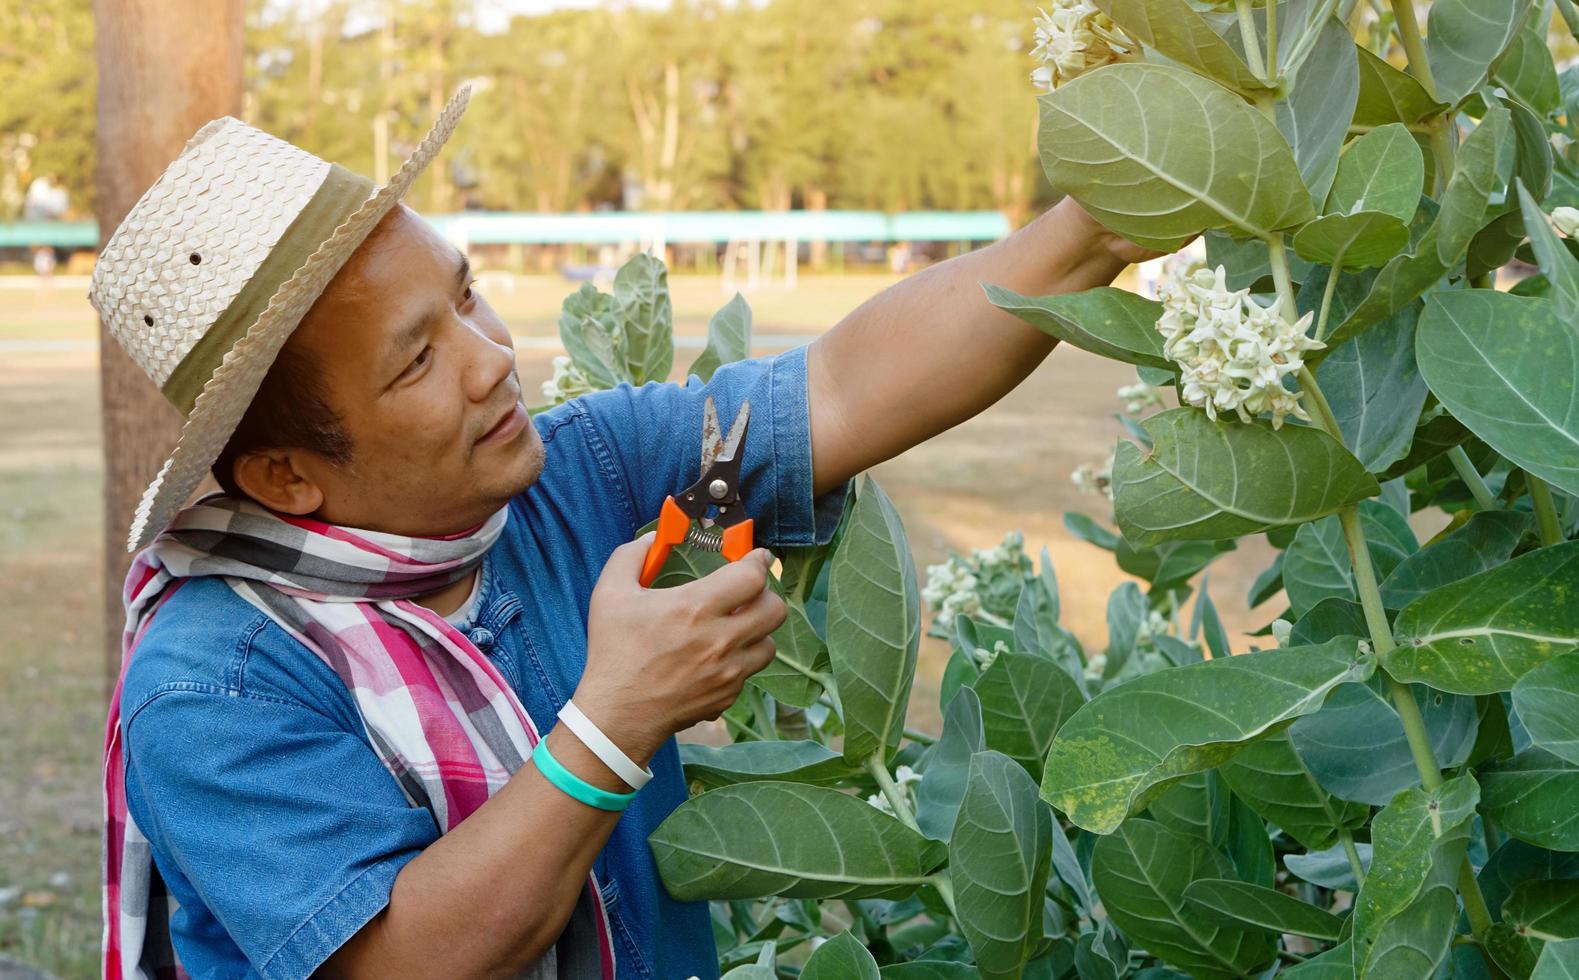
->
[805,197,1159,498]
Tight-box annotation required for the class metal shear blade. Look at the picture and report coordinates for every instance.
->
[701,395,750,475]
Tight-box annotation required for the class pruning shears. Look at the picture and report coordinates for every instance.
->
[639,395,755,588]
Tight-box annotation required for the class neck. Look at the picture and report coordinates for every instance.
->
[414,566,479,617]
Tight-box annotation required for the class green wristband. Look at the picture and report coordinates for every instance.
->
[532,738,638,811]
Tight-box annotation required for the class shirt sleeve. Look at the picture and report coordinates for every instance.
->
[123,686,440,979]
[574,343,850,549]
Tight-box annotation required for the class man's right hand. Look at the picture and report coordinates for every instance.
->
[575,530,787,763]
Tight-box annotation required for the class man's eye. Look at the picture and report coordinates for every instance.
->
[405,347,432,376]
[463,284,476,302]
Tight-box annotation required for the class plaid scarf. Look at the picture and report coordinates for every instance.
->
[103,494,616,979]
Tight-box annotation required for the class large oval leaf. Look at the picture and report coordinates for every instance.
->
[976,652,1085,781]
[1326,123,1427,222]
[1354,47,1444,126]
[1091,819,1277,978]
[1513,652,1579,765]
[1112,409,1379,547]
[1216,732,1369,852]
[1312,299,1428,471]
[1379,510,1531,608]
[613,252,674,385]
[802,930,880,980]
[679,740,857,789]
[1041,638,1372,834]
[1518,179,1579,326]
[688,292,752,383]
[1183,878,1344,941]
[1535,939,1579,979]
[982,285,1170,370]
[649,781,947,901]
[1426,0,1535,106]
[1093,0,1271,96]
[1386,541,1579,695]
[1290,677,1480,805]
[1275,16,1358,208]
[1480,747,1579,851]
[1479,839,1579,916]
[1485,880,1579,977]
[752,598,828,709]
[1037,64,1313,250]
[916,686,985,842]
[949,751,1052,980]
[827,475,922,764]
[1352,775,1480,978]
[1417,290,1579,497]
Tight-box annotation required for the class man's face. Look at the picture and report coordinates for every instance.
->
[283,203,545,536]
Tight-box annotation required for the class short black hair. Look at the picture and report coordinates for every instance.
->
[211,341,354,499]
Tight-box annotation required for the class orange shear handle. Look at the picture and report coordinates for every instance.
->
[639,498,756,588]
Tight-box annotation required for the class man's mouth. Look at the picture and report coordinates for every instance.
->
[476,402,527,445]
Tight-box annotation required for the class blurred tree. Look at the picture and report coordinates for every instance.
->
[95,0,245,675]
[0,0,95,219]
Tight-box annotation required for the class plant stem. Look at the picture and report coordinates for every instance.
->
[1267,233,1296,316]
[1315,259,1344,342]
[1529,475,1565,546]
[1448,446,1498,511]
[977,609,1012,629]
[867,754,921,833]
[903,727,938,747]
[1388,0,1439,100]
[1236,0,1269,80]
[749,687,778,740]
[1266,0,1279,82]
[1339,827,1368,889]
[927,872,959,918]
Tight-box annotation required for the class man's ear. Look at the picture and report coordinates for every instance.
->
[231,449,326,516]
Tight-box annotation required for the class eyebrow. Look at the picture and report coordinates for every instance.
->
[384,252,472,377]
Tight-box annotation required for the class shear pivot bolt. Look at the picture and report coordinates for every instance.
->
[709,479,729,499]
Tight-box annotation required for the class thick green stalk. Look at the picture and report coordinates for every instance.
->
[867,754,921,834]
[1339,828,1368,889]
[1237,0,1270,80]
[1315,258,1344,342]
[1267,232,1295,307]
[1388,0,1438,99]
[1448,446,1498,512]
[1529,475,1565,546]
[1265,0,1279,81]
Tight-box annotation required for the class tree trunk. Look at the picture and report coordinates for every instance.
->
[94,0,245,683]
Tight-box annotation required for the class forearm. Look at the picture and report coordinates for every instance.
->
[323,720,658,977]
[807,196,1130,497]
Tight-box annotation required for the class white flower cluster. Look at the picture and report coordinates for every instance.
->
[921,559,982,625]
[1552,206,1579,238]
[1155,265,1323,429]
[1070,453,1114,499]
[973,639,1012,671]
[1116,381,1165,416]
[1029,1,1135,90]
[922,530,1031,628]
[865,764,923,816]
[1135,609,1171,645]
[541,354,596,404]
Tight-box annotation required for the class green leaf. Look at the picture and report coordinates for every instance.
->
[1509,98,1555,203]
[1041,638,1372,835]
[1284,504,1416,617]
[752,599,828,709]
[977,652,1085,781]
[1103,580,1149,677]
[1355,46,1445,127]
[1117,538,1236,594]
[1291,677,1480,804]
[827,476,922,764]
[1183,878,1344,941]
[917,686,985,842]
[1417,290,1579,498]
[1276,16,1358,208]
[1036,64,1313,250]
[613,252,674,385]
[1379,510,1531,608]
[949,751,1052,980]
[983,285,1170,370]
[1380,409,1475,481]
[1092,0,1272,96]
[1073,922,1127,980]
[1480,839,1579,915]
[1224,791,1274,888]
[1148,771,1229,849]
[1518,179,1579,324]
[1481,747,1579,851]
[1314,300,1428,471]
[1327,123,1427,222]
[1287,842,1373,891]
[1217,731,1369,852]
[1535,939,1579,979]
[649,781,946,901]
[679,740,857,789]
[557,282,625,388]
[1515,652,1579,766]
[1426,0,1535,106]
[1486,880,1579,977]
[1436,102,1512,265]
[1386,541,1579,695]
[879,965,979,980]
[1206,229,1315,291]
[1112,409,1379,548]
[1293,211,1412,269]
[1494,7,1561,114]
[1352,775,1480,978]
[802,930,880,980]
[688,292,752,384]
[1289,596,1370,645]
[1091,820,1277,979]
[1281,941,1357,979]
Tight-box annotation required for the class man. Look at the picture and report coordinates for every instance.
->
[94,89,1150,979]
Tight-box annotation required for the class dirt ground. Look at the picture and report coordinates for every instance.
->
[0,272,1275,977]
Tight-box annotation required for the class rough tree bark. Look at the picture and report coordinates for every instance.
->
[93,0,245,685]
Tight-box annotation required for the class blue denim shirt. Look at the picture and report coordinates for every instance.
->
[119,344,849,979]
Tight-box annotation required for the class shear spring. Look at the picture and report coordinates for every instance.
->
[685,525,725,551]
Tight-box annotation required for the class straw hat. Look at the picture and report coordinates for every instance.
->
[89,87,472,552]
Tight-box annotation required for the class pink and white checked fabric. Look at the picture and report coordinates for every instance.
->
[103,494,616,979]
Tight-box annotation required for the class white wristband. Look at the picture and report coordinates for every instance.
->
[558,699,653,791]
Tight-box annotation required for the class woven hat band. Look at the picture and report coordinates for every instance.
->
[160,163,376,416]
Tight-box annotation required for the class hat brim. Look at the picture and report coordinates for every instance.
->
[125,87,472,552]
